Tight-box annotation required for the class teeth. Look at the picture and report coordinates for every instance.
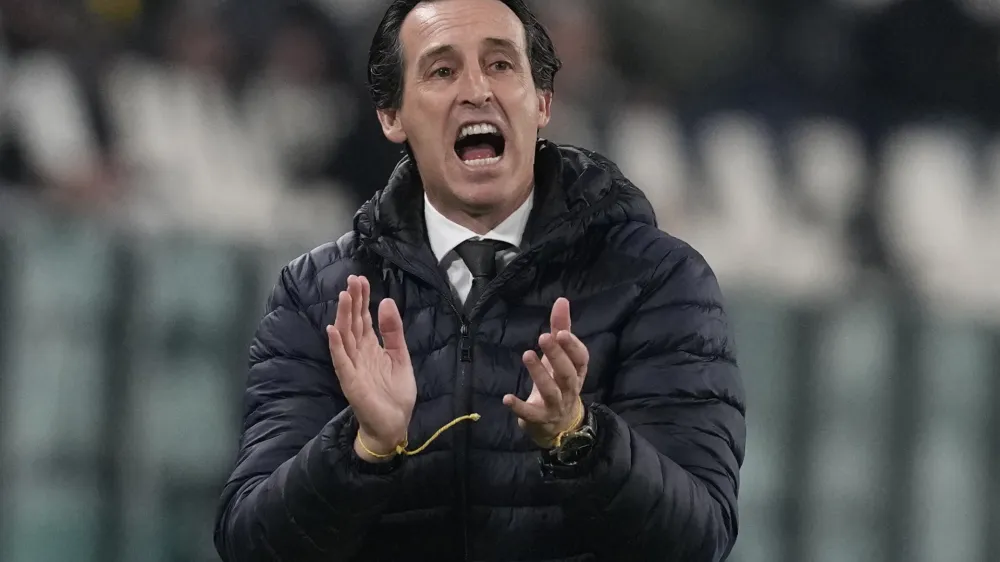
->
[458,122,499,140]
[462,155,502,166]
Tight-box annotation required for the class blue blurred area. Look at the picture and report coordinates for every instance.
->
[1,0,1000,561]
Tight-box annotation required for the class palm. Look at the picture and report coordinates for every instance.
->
[506,298,588,448]
[327,275,416,447]
[516,356,560,439]
[348,328,415,435]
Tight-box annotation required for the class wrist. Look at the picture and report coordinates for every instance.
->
[541,403,598,474]
[566,399,585,432]
[545,398,585,449]
[355,428,406,463]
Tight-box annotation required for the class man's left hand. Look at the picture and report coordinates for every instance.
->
[503,297,590,449]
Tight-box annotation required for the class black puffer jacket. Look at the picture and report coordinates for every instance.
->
[215,141,746,562]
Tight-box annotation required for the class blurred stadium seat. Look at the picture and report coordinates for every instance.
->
[2,1,999,561]
[881,125,987,318]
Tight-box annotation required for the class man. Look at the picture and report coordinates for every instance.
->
[214,0,746,560]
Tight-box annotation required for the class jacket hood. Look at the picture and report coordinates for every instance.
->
[354,139,657,254]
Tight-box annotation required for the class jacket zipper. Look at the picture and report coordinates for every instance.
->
[457,321,472,560]
[361,244,474,559]
[358,178,620,560]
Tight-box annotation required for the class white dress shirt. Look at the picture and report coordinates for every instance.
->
[424,192,534,304]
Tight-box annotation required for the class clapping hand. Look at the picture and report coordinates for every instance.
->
[503,298,589,448]
[327,275,416,462]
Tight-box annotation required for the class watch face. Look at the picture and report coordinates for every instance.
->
[556,433,595,465]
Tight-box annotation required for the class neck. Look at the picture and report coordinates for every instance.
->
[428,185,533,235]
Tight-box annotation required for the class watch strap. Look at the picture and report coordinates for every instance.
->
[541,404,597,471]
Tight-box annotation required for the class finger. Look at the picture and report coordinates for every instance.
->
[539,332,578,391]
[349,276,364,344]
[326,325,355,379]
[540,354,554,376]
[549,297,571,334]
[335,291,357,361]
[360,276,374,337]
[525,377,542,402]
[555,330,589,374]
[503,393,549,423]
[523,350,561,406]
[378,298,409,360]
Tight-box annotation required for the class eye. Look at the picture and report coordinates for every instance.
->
[491,60,513,72]
[432,67,453,78]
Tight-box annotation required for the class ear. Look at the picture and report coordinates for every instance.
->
[535,90,553,129]
[376,108,407,144]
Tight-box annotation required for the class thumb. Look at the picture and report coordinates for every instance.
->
[378,297,409,360]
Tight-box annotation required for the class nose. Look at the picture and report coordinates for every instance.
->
[458,65,492,107]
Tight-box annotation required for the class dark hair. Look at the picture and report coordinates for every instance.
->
[367,0,561,110]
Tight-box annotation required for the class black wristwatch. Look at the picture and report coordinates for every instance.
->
[544,404,597,467]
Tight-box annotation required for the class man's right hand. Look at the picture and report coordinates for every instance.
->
[327,275,416,463]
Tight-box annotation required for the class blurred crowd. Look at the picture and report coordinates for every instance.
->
[2,3,999,561]
[1,0,999,315]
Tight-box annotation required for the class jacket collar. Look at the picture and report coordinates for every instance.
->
[354,139,656,261]
[423,189,533,264]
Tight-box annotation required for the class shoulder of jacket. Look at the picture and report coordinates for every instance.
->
[604,223,716,282]
[604,222,685,260]
[271,232,366,311]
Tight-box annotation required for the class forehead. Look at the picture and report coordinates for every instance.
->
[400,0,527,60]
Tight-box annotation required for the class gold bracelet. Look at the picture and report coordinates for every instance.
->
[550,398,586,449]
[357,432,407,459]
[357,413,481,459]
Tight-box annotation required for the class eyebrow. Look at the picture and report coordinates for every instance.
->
[417,44,456,69]
[483,37,520,53]
[416,37,522,69]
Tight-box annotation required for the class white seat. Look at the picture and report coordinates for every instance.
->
[105,57,286,242]
[5,52,102,186]
[790,118,866,233]
[688,113,774,291]
[880,125,985,319]
[606,104,690,233]
[783,118,866,300]
[693,112,838,300]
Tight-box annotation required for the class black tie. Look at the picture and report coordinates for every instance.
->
[454,239,512,314]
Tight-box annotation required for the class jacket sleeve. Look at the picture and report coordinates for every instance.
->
[550,243,746,562]
[214,264,401,562]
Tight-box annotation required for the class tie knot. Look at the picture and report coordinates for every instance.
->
[454,239,511,279]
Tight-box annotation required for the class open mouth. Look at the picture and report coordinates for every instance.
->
[454,122,506,167]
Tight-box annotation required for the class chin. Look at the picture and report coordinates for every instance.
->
[451,181,512,211]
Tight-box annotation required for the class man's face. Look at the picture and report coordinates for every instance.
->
[377,0,552,215]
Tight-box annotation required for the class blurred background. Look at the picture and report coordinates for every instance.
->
[1,0,998,560]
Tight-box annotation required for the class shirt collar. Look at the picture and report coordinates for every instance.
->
[424,191,534,264]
